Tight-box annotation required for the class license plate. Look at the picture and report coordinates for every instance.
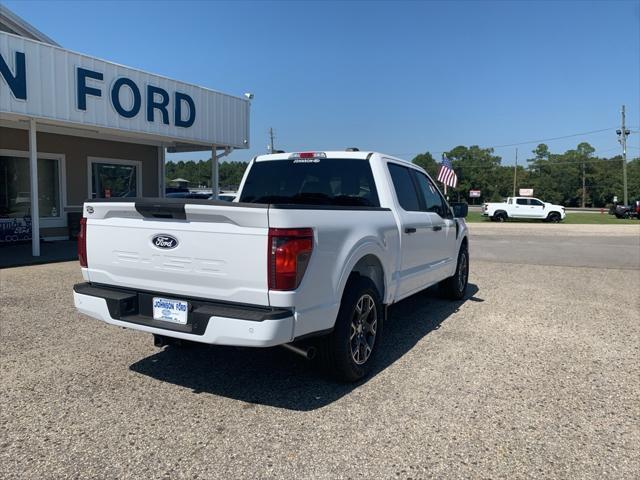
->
[152,297,189,324]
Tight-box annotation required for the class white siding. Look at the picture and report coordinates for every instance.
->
[0,32,250,148]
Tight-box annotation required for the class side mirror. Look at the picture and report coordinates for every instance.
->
[451,202,468,218]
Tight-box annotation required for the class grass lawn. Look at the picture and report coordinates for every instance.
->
[465,211,639,225]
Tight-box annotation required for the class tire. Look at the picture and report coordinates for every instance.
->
[440,243,469,300]
[493,211,507,222]
[318,276,382,382]
[547,212,561,223]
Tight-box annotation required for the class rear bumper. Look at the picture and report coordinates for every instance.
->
[73,283,294,347]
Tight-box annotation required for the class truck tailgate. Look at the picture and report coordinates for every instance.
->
[84,200,269,305]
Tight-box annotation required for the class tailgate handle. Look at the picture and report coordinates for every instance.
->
[135,201,187,220]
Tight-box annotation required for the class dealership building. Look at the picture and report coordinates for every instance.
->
[0,6,250,256]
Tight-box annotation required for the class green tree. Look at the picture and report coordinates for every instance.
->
[527,143,582,205]
[588,156,622,207]
[621,157,640,203]
[411,151,439,178]
[445,145,504,202]
[400,144,636,208]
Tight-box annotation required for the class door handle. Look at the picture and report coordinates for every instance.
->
[432,225,443,231]
[404,227,417,234]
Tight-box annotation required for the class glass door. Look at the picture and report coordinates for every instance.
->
[0,155,63,243]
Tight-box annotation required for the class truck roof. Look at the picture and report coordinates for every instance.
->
[254,151,412,164]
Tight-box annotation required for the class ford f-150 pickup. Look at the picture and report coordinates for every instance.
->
[73,150,470,381]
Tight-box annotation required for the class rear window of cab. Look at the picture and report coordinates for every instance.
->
[239,158,380,207]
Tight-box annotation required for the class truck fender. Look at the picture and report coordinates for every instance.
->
[458,233,469,253]
[336,239,392,308]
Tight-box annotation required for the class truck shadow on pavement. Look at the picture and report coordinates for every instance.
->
[129,283,481,411]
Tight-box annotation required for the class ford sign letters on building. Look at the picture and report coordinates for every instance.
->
[0,32,249,148]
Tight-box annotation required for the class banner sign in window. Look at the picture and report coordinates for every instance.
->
[0,215,32,243]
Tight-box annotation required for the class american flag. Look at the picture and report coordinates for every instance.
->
[437,155,458,188]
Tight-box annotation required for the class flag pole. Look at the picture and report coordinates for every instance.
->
[441,153,448,198]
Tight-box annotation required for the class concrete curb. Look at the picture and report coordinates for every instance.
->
[468,222,640,237]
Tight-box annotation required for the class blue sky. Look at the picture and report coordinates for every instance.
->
[4,0,639,164]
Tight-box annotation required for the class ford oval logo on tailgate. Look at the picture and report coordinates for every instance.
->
[152,234,178,249]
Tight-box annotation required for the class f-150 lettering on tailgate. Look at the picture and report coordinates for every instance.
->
[113,250,226,276]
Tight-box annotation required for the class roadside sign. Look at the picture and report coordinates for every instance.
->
[613,196,618,203]
[519,188,534,197]
[469,190,481,198]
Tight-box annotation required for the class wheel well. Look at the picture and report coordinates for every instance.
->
[494,210,507,216]
[350,254,385,300]
[461,236,468,251]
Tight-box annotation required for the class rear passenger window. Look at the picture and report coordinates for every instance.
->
[516,198,528,205]
[388,163,420,211]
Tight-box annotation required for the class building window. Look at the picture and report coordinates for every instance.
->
[88,158,142,199]
[0,155,62,220]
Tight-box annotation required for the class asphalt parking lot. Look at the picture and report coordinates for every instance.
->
[1,223,639,479]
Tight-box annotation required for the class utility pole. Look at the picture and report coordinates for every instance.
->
[581,153,586,208]
[512,148,518,197]
[268,127,275,154]
[211,146,219,199]
[617,105,631,206]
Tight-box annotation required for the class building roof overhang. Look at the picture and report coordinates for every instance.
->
[0,5,59,46]
[0,31,250,151]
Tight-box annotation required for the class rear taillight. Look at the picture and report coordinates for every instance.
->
[78,217,88,267]
[268,228,313,291]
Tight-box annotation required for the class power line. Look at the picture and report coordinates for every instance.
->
[414,157,636,169]
[595,147,622,154]
[389,127,615,158]
[489,127,614,149]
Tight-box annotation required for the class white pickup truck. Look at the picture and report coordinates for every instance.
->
[482,197,566,222]
[73,150,470,381]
